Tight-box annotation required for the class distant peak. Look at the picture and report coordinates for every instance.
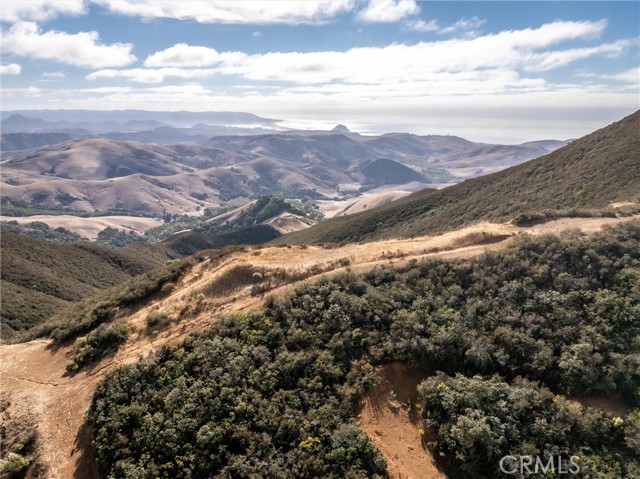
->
[331,124,350,134]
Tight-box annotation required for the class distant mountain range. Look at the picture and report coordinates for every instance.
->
[0,110,278,128]
[0,136,433,215]
[276,110,640,244]
[1,122,569,216]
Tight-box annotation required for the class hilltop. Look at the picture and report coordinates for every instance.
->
[275,110,640,244]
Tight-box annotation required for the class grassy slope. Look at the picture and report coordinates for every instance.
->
[0,232,173,338]
[1,221,281,339]
[161,225,281,256]
[275,110,640,244]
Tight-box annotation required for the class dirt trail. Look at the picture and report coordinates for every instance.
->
[0,215,636,478]
[358,363,446,479]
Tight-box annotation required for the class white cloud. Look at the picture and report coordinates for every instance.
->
[0,63,22,75]
[437,16,486,35]
[2,86,43,96]
[407,16,485,35]
[252,31,262,37]
[407,19,439,32]
[42,71,66,78]
[0,0,85,23]
[523,40,631,71]
[144,43,246,68]
[209,21,617,84]
[92,0,354,24]
[605,67,640,83]
[357,0,419,23]
[1,22,136,68]
[87,67,216,83]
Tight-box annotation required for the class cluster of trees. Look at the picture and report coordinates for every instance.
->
[66,323,128,372]
[419,374,639,478]
[96,227,146,247]
[89,221,640,477]
[0,197,149,218]
[195,196,305,235]
[0,220,84,243]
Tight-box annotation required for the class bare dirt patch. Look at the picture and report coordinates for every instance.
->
[570,395,630,417]
[358,363,446,479]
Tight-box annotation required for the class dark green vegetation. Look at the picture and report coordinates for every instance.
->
[195,196,304,235]
[30,246,242,343]
[144,196,318,243]
[0,232,172,339]
[0,220,84,243]
[66,323,129,372]
[160,225,280,256]
[0,197,150,217]
[420,374,640,478]
[276,111,640,244]
[90,221,640,478]
[142,203,242,241]
[359,158,427,185]
[96,226,146,247]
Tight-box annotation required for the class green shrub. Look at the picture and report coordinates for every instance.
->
[146,309,170,329]
[0,452,31,478]
[67,323,128,371]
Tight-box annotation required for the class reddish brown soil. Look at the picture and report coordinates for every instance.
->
[358,363,446,479]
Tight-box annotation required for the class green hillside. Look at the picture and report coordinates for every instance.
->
[161,225,281,256]
[0,232,173,339]
[275,111,640,244]
[1,221,281,339]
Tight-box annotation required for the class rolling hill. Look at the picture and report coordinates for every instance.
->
[0,232,174,339]
[1,136,435,215]
[275,110,640,244]
[0,196,313,337]
[1,120,567,218]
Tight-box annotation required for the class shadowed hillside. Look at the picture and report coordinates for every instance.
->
[275,110,640,244]
[1,201,294,339]
[0,232,174,339]
[359,158,427,185]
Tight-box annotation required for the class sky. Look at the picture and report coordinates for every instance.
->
[1,0,638,143]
